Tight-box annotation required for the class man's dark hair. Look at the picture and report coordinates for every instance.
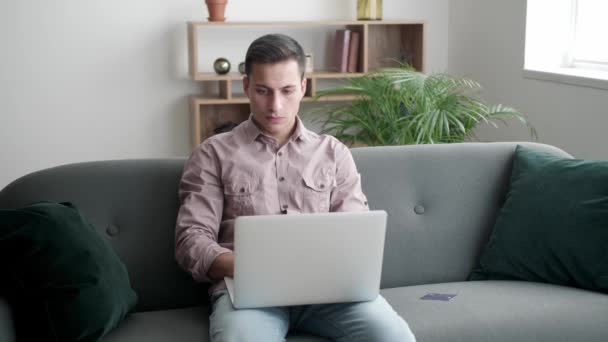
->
[245,34,306,79]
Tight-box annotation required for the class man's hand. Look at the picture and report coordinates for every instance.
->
[208,252,234,280]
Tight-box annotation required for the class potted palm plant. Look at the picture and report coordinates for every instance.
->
[310,65,536,146]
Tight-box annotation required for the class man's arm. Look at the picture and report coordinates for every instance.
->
[207,252,234,279]
[330,141,370,212]
[175,142,233,282]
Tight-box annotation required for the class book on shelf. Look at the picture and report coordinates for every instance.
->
[347,31,360,73]
[333,29,351,73]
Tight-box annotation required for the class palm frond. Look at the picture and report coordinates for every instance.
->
[307,65,537,146]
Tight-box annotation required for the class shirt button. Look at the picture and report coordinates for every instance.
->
[278,152,283,156]
[239,187,245,193]
[319,184,325,189]
[279,176,285,182]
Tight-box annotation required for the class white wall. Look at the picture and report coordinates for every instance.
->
[448,0,608,159]
[0,0,449,189]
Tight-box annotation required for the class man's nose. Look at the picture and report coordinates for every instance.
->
[269,93,283,112]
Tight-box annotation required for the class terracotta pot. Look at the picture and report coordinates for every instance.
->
[206,0,227,22]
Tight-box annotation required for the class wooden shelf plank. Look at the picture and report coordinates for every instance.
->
[304,95,358,102]
[190,94,358,105]
[193,72,245,81]
[313,72,365,79]
[188,20,425,27]
[365,20,425,26]
[191,96,250,105]
[193,71,365,81]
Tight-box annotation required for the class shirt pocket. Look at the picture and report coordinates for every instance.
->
[302,168,335,212]
[223,178,257,217]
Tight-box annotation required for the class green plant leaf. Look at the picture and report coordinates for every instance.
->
[308,65,537,146]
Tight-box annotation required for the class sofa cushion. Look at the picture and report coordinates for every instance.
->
[470,145,608,292]
[103,305,330,342]
[103,306,210,342]
[0,202,137,341]
[351,142,572,288]
[102,281,608,342]
[381,281,608,342]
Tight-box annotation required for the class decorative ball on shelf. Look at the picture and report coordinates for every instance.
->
[238,62,246,75]
[213,57,231,74]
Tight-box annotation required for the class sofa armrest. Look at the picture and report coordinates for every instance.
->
[0,297,16,342]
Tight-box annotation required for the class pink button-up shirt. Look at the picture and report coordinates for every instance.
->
[175,116,369,294]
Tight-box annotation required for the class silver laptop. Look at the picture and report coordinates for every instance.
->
[224,210,387,309]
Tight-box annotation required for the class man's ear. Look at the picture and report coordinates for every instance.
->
[301,77,307,94]
[243,75,250,97]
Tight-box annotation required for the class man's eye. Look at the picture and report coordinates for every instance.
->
[255,89,268,95]
[282,89,294,95]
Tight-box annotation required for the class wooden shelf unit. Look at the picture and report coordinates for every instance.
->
[187,20,425,148]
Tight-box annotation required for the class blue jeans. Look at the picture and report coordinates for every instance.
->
[209,290,416,342]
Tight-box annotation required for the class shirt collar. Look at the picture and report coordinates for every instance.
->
[242,115,311,144]
[291,116,311,143]
[242,115,261,144]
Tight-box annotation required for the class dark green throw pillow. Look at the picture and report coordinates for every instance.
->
[470,145,608,292]
[0,202,137,341]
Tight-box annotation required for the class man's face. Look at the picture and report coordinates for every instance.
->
[243,59,306,140]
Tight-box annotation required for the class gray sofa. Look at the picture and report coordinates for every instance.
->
[1,142,607,342]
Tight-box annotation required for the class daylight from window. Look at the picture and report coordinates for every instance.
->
[572,0,608,67]
[524,0,608,88]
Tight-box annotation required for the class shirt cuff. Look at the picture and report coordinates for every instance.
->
[200,244,232,282]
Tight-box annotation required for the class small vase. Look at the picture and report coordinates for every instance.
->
[357,0,382,20]
[206,0,227,22]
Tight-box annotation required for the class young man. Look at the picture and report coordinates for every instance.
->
[175,34,416,342]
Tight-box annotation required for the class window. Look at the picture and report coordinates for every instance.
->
[571,0,608,70]
[524,0,608,89]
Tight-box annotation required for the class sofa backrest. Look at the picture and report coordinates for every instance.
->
[352,142,571,288]
[0,142,571,311]
[0,159,207,312]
